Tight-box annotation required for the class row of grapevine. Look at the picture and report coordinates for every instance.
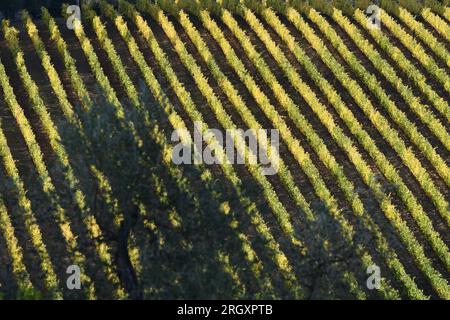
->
[0,54,61,298]
[85,1,280,298]
[279,6,450,297]
[52,4,188,297]
[174,6,379,298]
[355,9,450,131]
[36,8,165,297]
[262,5,445,298]
[126,0,450,298]
[145,0,445,298]
[197,0,450,298]
[125,3,315,293]
[242,4,449,298]
[40,8,129,234]
[288,4,447,257]
[84,1,224,267]
[196,4,395,298]
[87,3,214,233]
[236,5,429,298]
[365,0,450,37]
[84,1,264,292]
[2,17,124,299]
[83,6,140,108]
[100,1,304,298]
[41,8,92,109]
[421,7,450,42]
[119,1,309,254]
[0,0,446,300]
[445,7,450,22]
[21,11,97,299]
[301,7,450,220]
[209,0,448,300]
[335,8,450,208]
[22,12,78,123]
[69,13,122,114]
[64,5,189,298]
[182,5,404,299]
[88,4,283,296]
[28,10,126,229]
[355,10,450,129]
[175,9,319,222]
[0,168,33,297]
[369,9,450,98]
[81,5,164,227]
[148,4,320,249]
[386,4,450,70]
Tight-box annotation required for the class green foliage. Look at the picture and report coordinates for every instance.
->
[294,5,450,298]
[0,0,448,300]
[0,26,62,298]
[17,287,42,300]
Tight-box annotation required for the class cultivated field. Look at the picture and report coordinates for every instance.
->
[0,0,448,299]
